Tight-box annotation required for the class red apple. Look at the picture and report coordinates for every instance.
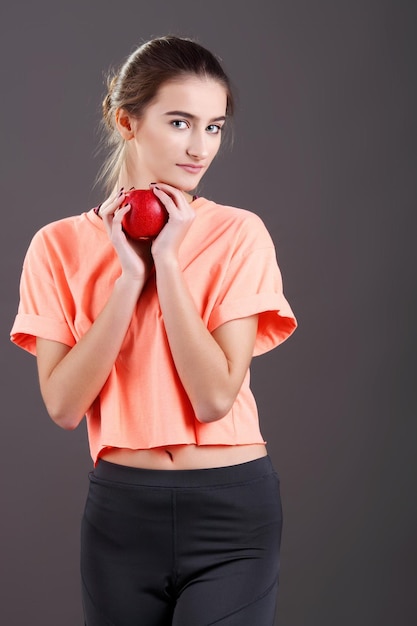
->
[121,189,168,239]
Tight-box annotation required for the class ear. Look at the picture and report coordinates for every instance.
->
[115,108,135,140]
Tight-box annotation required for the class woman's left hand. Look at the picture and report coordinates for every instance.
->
[149,183,195,261]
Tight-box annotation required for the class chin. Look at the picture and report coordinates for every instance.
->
[181,176,204,192]
[160,177,201,193]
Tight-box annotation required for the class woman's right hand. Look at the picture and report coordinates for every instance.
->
[99,189,153,283]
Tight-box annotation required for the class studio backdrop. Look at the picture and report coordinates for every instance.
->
[1,1,416,625]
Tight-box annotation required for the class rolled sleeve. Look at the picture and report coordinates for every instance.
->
[10,230,75,356]
[208,245,297,355]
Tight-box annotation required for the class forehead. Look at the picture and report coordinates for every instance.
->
[150,76,228,117]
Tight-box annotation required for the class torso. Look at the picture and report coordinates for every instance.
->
[100,443,267,470]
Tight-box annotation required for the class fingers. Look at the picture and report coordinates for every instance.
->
[150,183,195,221]
[99,188,126,220]
[99,190,134,245]
[149,182,183,204]
[112,202,131,226]
[149,184,196,259]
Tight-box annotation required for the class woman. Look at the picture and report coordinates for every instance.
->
[11,36,297,625]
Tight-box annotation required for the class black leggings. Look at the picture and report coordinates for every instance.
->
[81,456,282,625]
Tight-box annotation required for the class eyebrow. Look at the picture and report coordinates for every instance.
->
[164,110,226,123]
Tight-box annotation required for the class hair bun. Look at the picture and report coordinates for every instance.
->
[102,92,113,129]
[102,75,119,129]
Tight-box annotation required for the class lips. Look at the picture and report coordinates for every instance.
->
[177,164,205,174]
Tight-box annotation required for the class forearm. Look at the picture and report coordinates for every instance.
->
[149,183,257,422]
[155,257,240,422]
[38,274,143,429]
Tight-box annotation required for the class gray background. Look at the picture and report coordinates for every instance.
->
[1,1,416,624]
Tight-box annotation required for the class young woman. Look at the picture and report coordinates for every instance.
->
[11,36,297,625]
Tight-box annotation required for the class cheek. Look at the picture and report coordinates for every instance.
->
[137,127,165,152]
[150,134,181,159]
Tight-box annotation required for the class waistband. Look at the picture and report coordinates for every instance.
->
[92,456,275,488]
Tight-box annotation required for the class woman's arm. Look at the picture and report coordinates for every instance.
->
[36,191,152,430]
[37,275,143,430]
[151,184,258,423]
[155,256,258,423]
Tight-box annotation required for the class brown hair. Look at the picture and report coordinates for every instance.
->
[96,35,235,193]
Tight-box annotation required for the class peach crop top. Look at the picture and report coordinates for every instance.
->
[11,197,297,464]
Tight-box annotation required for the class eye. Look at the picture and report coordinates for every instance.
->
[206,124,223,135]
[171,120,188,129]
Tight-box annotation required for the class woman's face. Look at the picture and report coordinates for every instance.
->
[122,76,228,191]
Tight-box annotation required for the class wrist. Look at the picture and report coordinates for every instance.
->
[115,272,145,296]
[153,251,180,271]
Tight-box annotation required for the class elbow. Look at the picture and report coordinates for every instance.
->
[194,394,234,424]
[40,387,84,431]
[53,415,81,431]
[49,410,82,431]
[44,400,83,431]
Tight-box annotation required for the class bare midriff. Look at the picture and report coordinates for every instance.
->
[100,443,267,470]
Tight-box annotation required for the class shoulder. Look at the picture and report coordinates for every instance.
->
[26,210,103,255]
[194,197,274,251]
[23,210,106,277]
[196,197,266,226]
[32,209,101,242]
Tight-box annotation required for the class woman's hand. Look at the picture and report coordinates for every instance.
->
[99,189,153,283]
[149,183,195,261]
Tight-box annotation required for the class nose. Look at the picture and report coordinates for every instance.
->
[186,130,209,160]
